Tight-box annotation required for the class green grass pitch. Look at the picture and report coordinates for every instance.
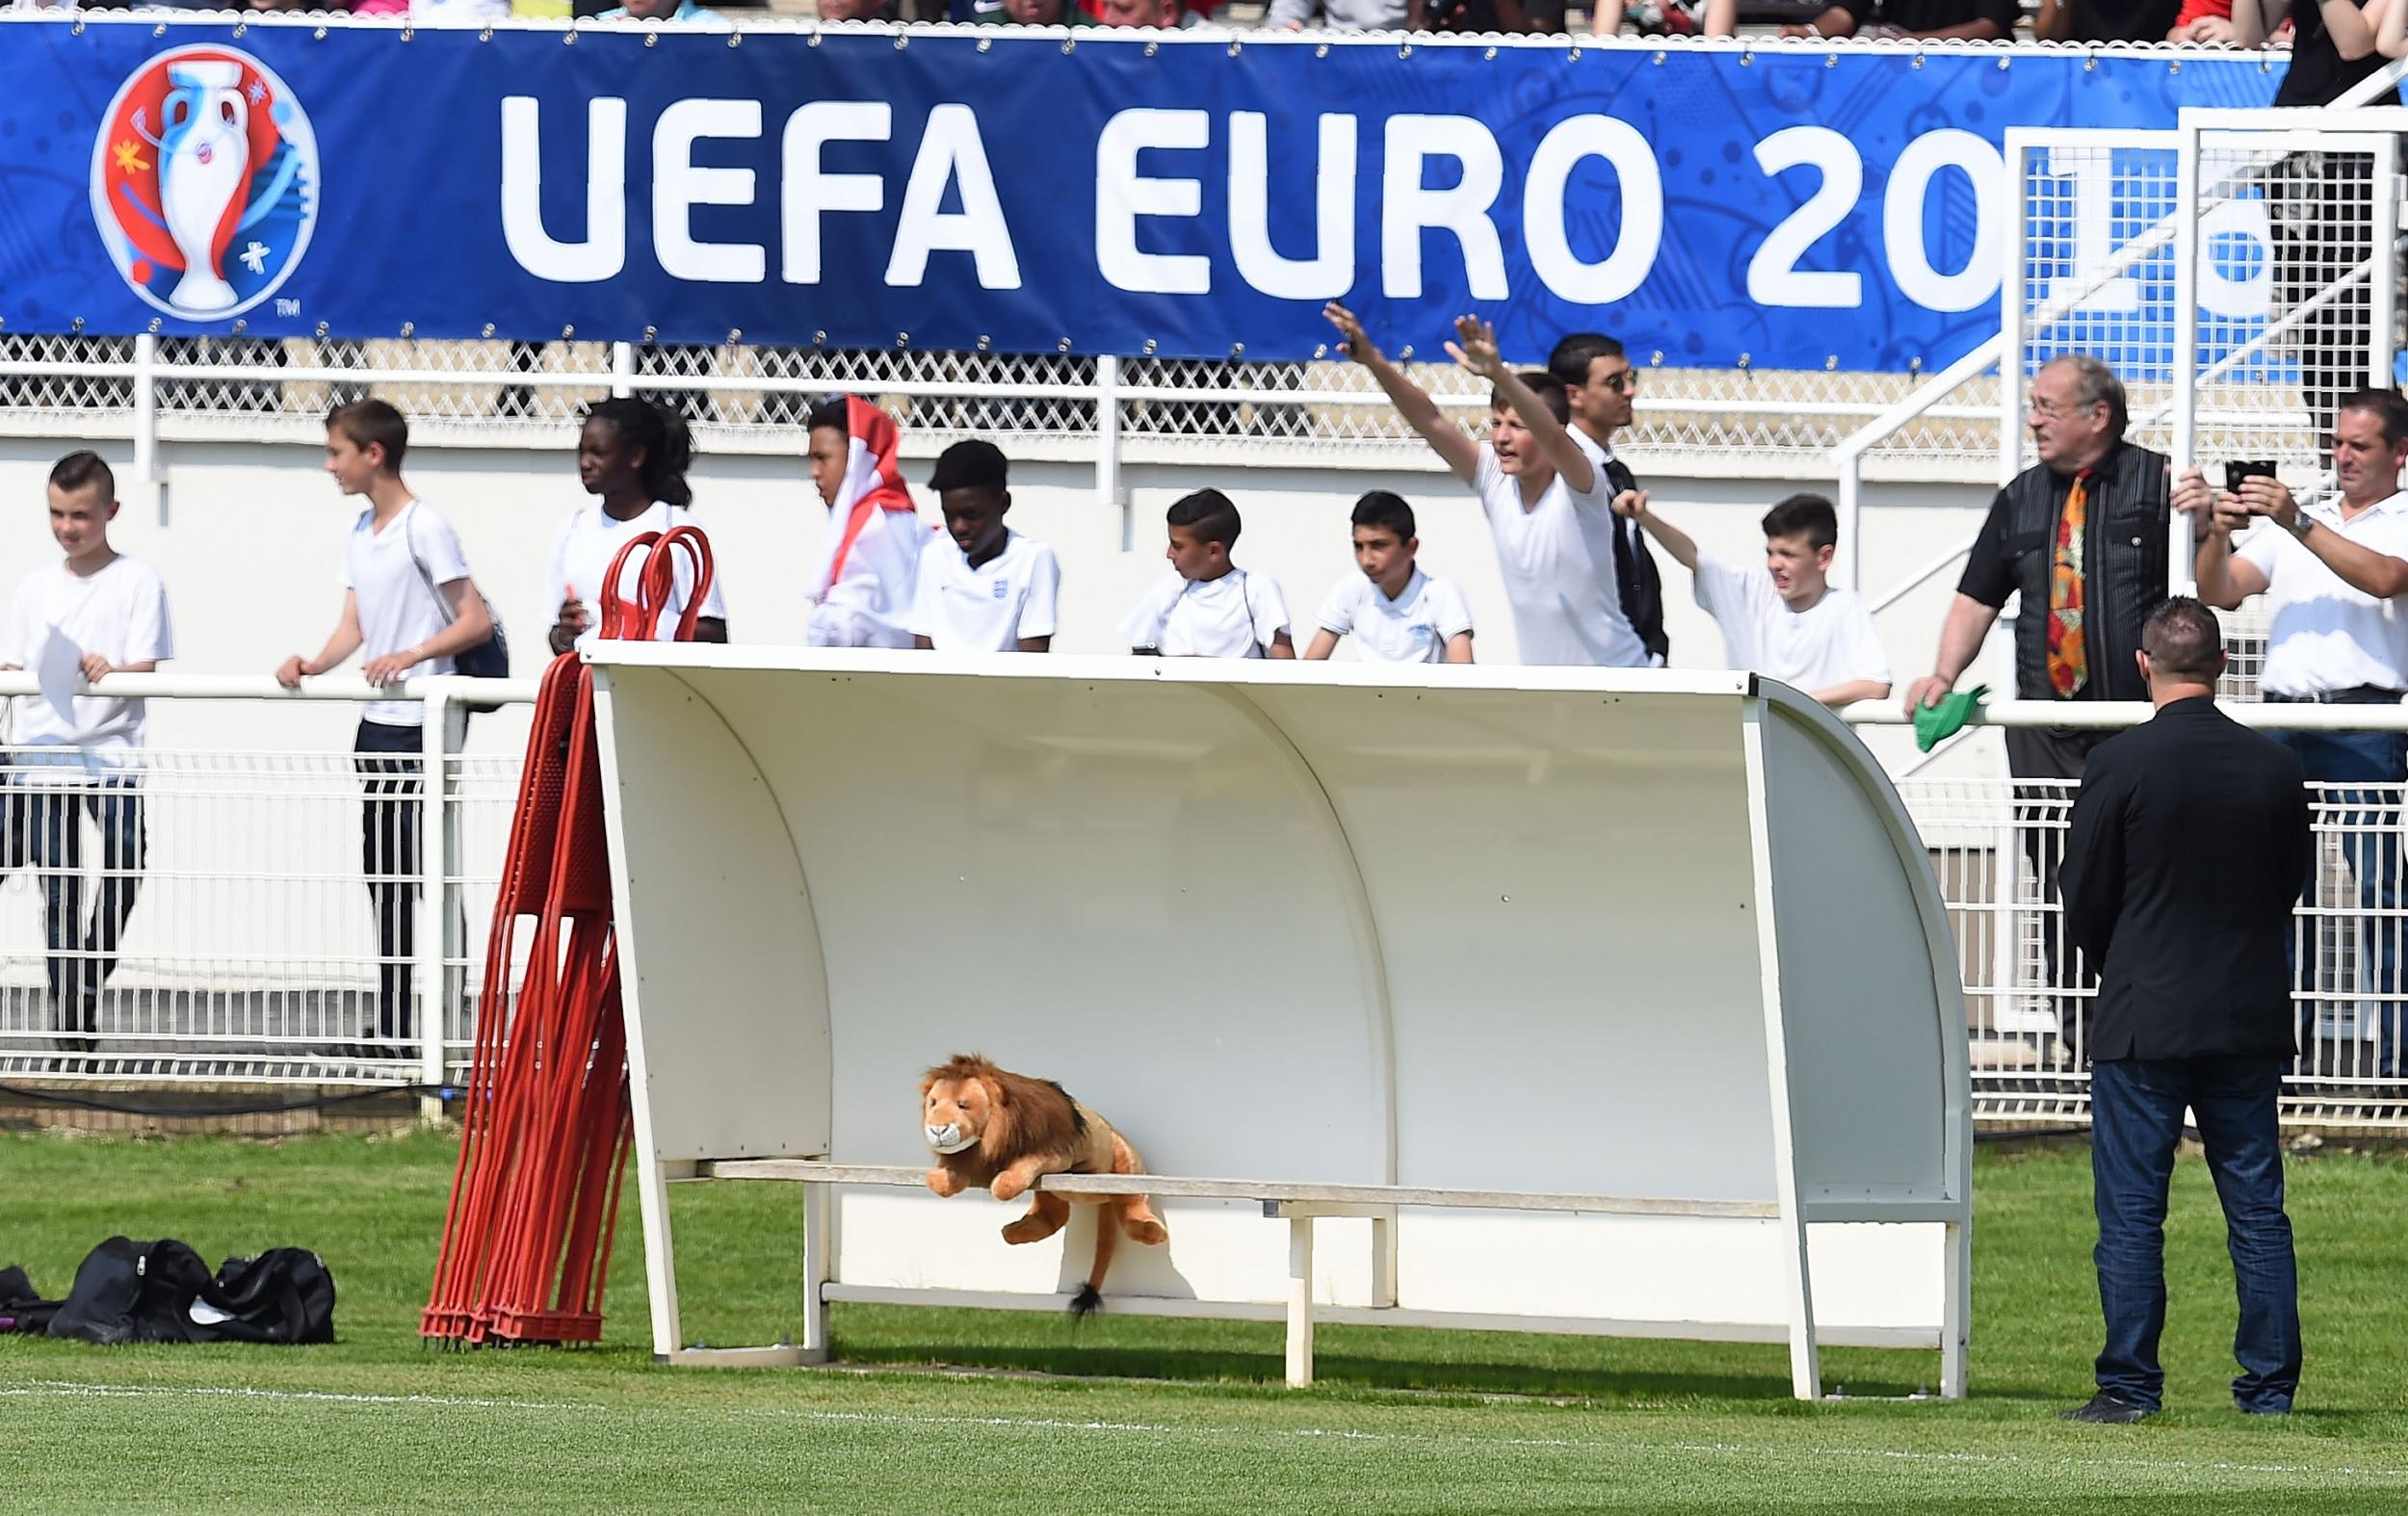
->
[1,1130,2402,1512]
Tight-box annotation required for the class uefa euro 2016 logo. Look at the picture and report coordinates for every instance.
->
[89,46,320,321]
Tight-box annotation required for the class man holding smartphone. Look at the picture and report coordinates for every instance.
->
[2179,386,2408,1081]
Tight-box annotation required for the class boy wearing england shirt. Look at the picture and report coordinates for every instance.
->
[1326,305,1645,667]
[1304,491,1475,664]
[907,440,1059,652]
[1,452,173,1051]
[1621,490,1892,708]
[276,401,495,1058]
[1122,489,1296,658]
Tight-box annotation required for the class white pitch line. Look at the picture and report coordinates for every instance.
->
[10,1381,2406,1483]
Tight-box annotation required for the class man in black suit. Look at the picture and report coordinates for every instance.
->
[2057,597,2313,1424]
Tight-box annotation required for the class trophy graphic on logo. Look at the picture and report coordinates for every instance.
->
[155,60,249,314]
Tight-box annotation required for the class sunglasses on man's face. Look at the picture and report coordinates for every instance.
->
[1596,370,1638,394]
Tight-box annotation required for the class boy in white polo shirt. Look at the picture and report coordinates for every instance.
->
[907,440,1059,652]
[1,451,173,1051]
[1325,303,1643,667]
[1122,489,1296,658]
[1304,491,1475,665]
[1618,490,1891,707]
[275,401,496,1059]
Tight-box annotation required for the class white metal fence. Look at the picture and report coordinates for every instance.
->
[3,676,2405,1129]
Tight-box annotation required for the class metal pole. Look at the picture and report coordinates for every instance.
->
[133,332,163,525]
[1836,447,1864,593]
[418,687,450,1122]
[2369,134,2399,395]
[612,341,636,401]
[2169,118,2205,596]
[1096,353,1127,547]
[2000,139,2030,490]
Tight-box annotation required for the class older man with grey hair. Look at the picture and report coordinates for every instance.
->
[1902,353,2178,1050]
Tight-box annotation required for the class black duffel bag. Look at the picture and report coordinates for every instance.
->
[1,1237,335,1345]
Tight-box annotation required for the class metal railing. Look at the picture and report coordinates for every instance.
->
[5,677,2404,1128]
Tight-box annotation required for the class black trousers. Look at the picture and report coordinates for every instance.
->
[353,719,423,1045]
[2008,724,2113,1051]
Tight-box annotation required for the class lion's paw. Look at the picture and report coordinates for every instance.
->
[1124,1218,1168,1246]
[991,1172,1030,1202]
[926,1167,963,1197]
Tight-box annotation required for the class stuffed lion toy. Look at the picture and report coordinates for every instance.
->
[920,1054,1168,1316]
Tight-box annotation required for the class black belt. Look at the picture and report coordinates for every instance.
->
[2264,686,2406,705]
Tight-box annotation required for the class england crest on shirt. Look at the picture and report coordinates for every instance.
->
[992,580,1009,600]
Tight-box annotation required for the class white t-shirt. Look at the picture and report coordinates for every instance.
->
[1316,568,1475,664]
[906,530,1060,652]
[1122,568,1292,659]
[1473,444,1645,667]
[2239,491,2408,696]
[1690,553,1890,697]
[541,501,729,650]
[339,500,471,729]
[808,504,929,651]
[2,555,172,764]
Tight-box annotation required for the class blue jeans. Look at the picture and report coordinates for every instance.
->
[13,772,145,1020]
[2090,1058,2300,1413]
[2280,729,2406,1078]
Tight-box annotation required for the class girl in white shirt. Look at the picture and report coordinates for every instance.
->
[543,399,729,652]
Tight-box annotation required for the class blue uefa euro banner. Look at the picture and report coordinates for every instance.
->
[0,19,2279,371]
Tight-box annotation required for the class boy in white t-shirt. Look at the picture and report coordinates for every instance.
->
[275,401,496,1058]
[1304,491,1475,665]
[907,440,1059,652]
[1324,304,1644,667]
[1122,489,1296,658]
[1619,490,1891,708]
[0,452,172,1051]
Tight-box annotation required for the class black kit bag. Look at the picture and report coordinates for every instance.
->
[5,1237,335,1346]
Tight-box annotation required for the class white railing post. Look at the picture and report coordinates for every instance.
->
[2170,118,2204,597]
[133,332,163,524]
[2000,138,2029,490]
[612,341,636,401]
[1096,353,1126,544]
[2370,134,2400,396]
[1835,454,1863,592]
[418,686,452,1121]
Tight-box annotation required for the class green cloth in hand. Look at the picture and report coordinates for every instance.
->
[1914,685,1990,752]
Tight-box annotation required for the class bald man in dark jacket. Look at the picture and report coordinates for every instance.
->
[2057,597,2312,1424]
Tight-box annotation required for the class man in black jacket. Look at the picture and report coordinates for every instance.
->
[1903,354,2177,1051]
[2057,597,2312,1424]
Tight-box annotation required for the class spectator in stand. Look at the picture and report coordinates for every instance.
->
[1550,332,1668,667]
[2035,0,2179,38]
[1901,355,2174,1052]
[2238,0,2396,454]
[0,452,173,1055]
[1079,0,1205,22]
[1783,0,2017,38]
[955,0,1065,19]
[2181,388,2408,1080]
[1428,0,1569,32]
[594,0,725,19]
[276,402,495,1060]
[815,0,896,15]
[1271,0,1421,29]
[1593,0,1736,33]
[2168,0,2239,39]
